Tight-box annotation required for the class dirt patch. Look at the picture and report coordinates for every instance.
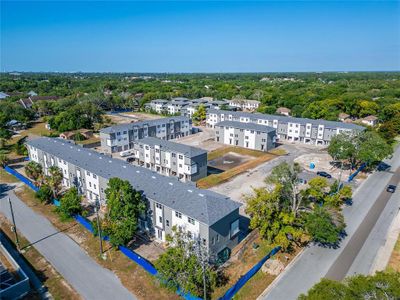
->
[387,233,400,273]
[212,230,301,300]
[209,152,253,171]
[197,153,277,189]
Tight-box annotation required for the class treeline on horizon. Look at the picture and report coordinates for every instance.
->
[1,72,399,142]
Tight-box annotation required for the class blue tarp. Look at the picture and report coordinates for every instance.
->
[119,245,158,276]
[4,165,39,192]
[218,246,282,300]
[348,162,366,182]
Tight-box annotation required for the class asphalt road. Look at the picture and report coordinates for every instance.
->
[0,185,136,300]
[259,145,400,300]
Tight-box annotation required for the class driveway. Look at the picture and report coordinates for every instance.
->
[0,185,136,300]
[258,145,400,300]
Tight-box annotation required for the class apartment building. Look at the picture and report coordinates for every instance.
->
[26,137,242,260]
[100,116,192,153]
[215,121,276,151]
[131,137,207,181]
[207,109,364,145]
[228,99,260,111]
[145,98,229,117]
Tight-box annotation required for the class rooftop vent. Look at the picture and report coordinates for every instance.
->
[169,182,173,186]
[136,170,140,173]
[108,160,112,163]
[88,153,92,156]
[187,189,193,193]
[99,157,102,159]
[78,149,81,151]
[152,176,156,179]
[123,165,127,168]
[198,193,204,197]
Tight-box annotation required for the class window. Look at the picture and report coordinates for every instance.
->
[117,132,121,136]
[179,164,182,168]
[93,174,97,179]
[87,171,90,176]
[89,182,92,187]
[156,149,160,153]
[245,136,249,139]
[262,139,266,142]
[216,234,219,242]
[123,131,127,134]
[159,216,162,223]
[156,203,162,209]
[230,219,240,238]
[251,130,254,134]
[188,217,195,225]
[178,155,183,159]
[257,131,261,135]
[202,238,206,245]
[94,184,96,189]
[175,211,182,218]
[211,237,215,245]
[166,220,169,226]
[172,153,176,158]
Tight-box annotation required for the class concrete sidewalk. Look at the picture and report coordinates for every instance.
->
[0,186,136,300]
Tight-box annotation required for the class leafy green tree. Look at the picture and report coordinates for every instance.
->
[46,166,63,198]
[304,206,344,245]
[57,187,82,219]
[306,177,329,203]
[0,153,9,167]
[298,278,347,300]
[192,104,207,124]
[155,227,217,298]
[356,131,393,166]
[103,178,145,247]
[246,185,303,250]
[266,162,303,216]
[35,184,53,204]
[299,272,400,300]
[25,161,43,183]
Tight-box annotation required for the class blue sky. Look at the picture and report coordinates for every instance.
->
[1,1,399,72]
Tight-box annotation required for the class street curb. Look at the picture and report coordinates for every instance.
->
[257,247,306,299]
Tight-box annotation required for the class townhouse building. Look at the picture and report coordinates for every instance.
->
[131,137,207,181]
[144,99,169,114]
[228,99,260,111]
[100,116,192,153]
[207,109,364,145]
[26,137,242,261]
[215,121,276,152]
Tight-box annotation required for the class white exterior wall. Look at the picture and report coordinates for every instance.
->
[177,154,185,176]
[171,210,200,238]
[244,130,256,148]
[223,126,235,145]
[84,169,100,202]
[57,157,70,188]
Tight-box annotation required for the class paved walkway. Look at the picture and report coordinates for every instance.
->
[0,185,136,300]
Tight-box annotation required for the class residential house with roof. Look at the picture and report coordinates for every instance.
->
[276,107,291,116]
[100,116,192,153]
[338,113,351,122]
[26,137,242,261]
[130,137,207,181]
[215,121,276,151]
[207,109,364,146]
[361,115,378,126]
[19,96,59,109]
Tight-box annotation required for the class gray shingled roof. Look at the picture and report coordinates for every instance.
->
[216,120,276,133]
[138,137,206,157]
[100,116,190,134]
[27,137,240,225]
[208,109,365,130]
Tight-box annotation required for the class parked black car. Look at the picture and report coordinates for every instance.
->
[377,162,391,171]
[317,171,332,178]
[387,185,397,193]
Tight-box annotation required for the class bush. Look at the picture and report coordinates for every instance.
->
[56,187,82,220]
[36,185,53,203]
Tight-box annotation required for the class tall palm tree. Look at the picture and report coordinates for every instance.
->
[47,166,63,198]
[25,161,43,183]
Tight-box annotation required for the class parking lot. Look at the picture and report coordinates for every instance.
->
[174,126,222,152]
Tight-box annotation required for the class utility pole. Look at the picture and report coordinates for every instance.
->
[197,238,207,300]
[94,201,104,258]
[8,197,20,251]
